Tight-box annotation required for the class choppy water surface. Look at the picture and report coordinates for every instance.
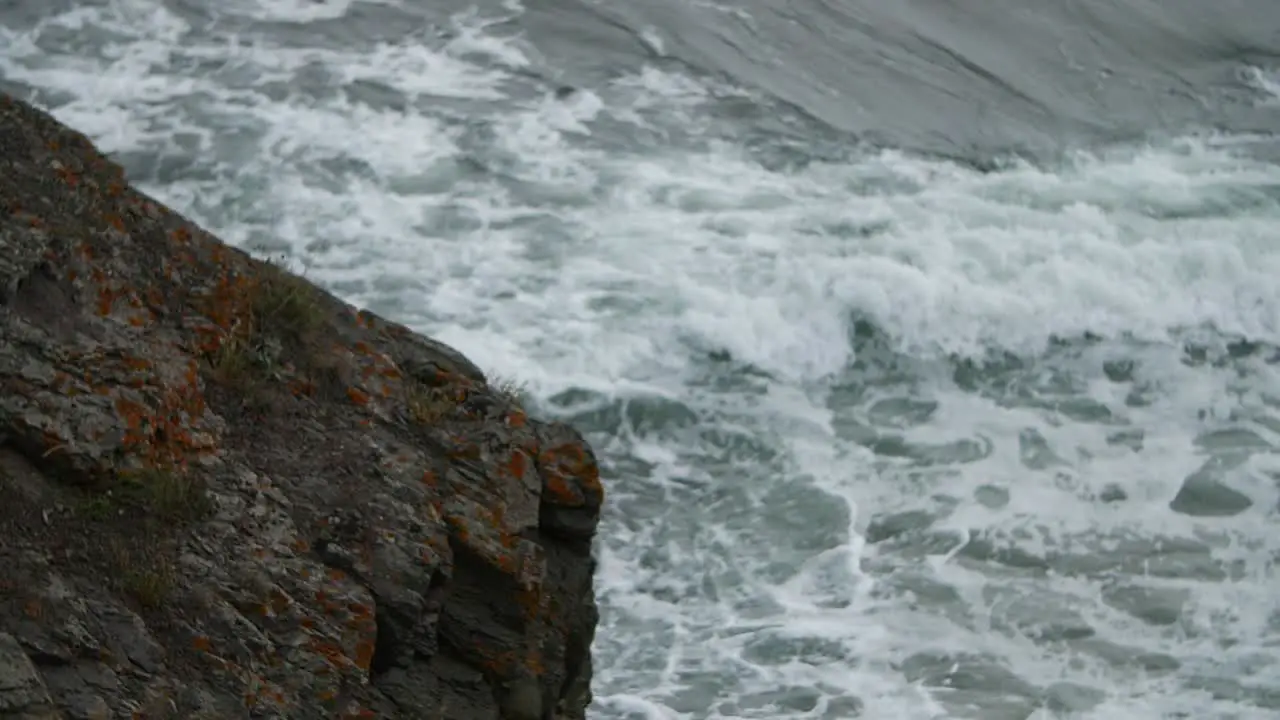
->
[4,0,1280,717]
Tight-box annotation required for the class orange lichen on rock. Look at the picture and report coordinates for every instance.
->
[543,474,580,506]
[353,638,376,671]
[342,341,406,417]
[345,386,370,406]
[107,356,217,473]
[198,263,256,345]
[537,442,603,507]
[506,449,528,480]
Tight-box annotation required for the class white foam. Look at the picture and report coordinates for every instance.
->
[443,12,533,71]
[6,1,1280,717]
[219,0,393,23]
[1245,65,1280,105]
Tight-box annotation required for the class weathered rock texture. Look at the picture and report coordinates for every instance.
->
[0,93,603,719]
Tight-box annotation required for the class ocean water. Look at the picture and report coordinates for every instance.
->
[4,1,1280,718]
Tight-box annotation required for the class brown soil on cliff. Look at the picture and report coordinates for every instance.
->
[0,92,602,720]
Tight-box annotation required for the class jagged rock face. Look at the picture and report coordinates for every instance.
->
[0,93,603,720]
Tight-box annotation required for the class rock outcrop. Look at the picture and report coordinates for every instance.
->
[0,93,603,719]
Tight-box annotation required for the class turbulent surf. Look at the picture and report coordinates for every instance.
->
[3,0,1279,717]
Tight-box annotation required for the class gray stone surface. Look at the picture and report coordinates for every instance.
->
[0,92,602,719]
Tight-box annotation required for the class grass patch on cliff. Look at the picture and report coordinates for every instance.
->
[407,383,461,425]
[489,375,528,409]
[118,468,212,521]
[109,538,176,609]
[207,259,329,393]
[72,472,194,612]
[76,493,118,521]
[404,374,528,427]
[76,468,210,523]
[250,261,327,344]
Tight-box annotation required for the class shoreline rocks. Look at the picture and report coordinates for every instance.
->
[0,92,603,720]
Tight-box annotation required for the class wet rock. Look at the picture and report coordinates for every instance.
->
[1105,429,1144,452]
[957,534,1049,571]
[1186,674,1280,710]
[1018,427,1062,469]
[900,651,1038,698]
[1101,583,1189,627]
[0,93,603,719]
[864,509,935,543]
[973,484,1009,509]
[1097,483,1127,503]
[1194,428,1271,454]
[985,586,1095,643]
[821,695,864,718]
[1047,534,1230,581]
[1044,682,1106,713]
[1102,359,1135,383]
[737,686,823,714]
[1069,637,1181,674]
[1170,463,1253,517]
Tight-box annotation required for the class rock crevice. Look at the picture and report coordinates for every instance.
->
[0,93,602,720]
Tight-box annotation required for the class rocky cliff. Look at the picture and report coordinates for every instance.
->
[0,93,603,720]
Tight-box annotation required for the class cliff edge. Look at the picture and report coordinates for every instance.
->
[0,93,603,719]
